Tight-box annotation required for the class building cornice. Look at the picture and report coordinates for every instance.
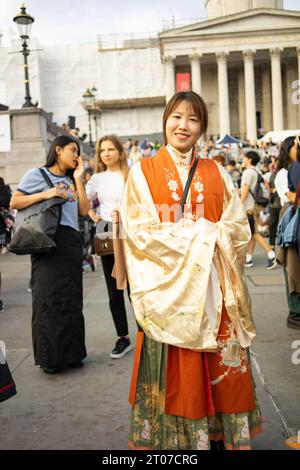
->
[159,8,300,40]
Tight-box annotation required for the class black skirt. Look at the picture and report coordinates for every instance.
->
[31,225,87,368]
[0,361,17,403]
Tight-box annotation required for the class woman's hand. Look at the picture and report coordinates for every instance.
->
[88,209,101,224]
[74,156,85,180]
[111,210,119,224]
[45,184,67,200]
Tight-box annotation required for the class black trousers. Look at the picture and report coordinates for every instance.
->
[269,206,281,247]
[101,254,129,337]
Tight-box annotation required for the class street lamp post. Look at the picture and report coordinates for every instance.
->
[13,4,35,108]
[82,88,95,147]
[91,86,98,143]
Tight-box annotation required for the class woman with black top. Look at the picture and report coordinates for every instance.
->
[10,136,90,374]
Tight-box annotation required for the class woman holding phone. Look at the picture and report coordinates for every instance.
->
[10,136,90,374]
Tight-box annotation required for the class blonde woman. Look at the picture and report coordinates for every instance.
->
[86,135,132,359]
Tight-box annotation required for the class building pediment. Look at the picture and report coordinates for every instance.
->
[159,8,300,39]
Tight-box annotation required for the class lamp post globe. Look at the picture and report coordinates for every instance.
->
[82,88,95,147]
[13,3,35,108]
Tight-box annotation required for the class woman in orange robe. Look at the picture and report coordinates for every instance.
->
[121,91,263,450]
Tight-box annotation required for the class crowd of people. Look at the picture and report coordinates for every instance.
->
[0,91,300,450]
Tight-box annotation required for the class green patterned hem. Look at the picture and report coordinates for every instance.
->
[129,388,263,450]
[129,336,263,450]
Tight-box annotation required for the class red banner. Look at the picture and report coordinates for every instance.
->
[176,73,191,92]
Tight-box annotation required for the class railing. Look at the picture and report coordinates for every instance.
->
[97,31,159,50]
[97,17,207,50]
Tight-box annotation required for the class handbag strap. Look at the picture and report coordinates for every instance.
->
[176,155,200,222]
[39,168,55,188]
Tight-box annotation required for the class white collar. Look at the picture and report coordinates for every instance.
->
[166,144,193,167]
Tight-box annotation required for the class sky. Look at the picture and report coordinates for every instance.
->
[0,0,299,46]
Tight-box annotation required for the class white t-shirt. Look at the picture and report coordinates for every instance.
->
[241,167,258,211]
[85,171,125,222]
[274,168,289,207]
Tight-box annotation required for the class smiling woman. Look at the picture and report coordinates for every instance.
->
[9,136,89,374]
[121,91,263,450]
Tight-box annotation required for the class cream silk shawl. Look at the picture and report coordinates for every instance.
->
[121,161,256,351]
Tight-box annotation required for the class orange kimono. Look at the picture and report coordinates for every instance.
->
[122,147,263,450]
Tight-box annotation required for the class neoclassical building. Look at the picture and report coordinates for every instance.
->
[159,0,300,140]
[1,0,300,146]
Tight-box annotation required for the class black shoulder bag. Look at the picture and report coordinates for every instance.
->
[176,155,200,222]
[9,169,66,255]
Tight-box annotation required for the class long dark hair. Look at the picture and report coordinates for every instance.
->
[276,136,300,173]
[45,136,80,178]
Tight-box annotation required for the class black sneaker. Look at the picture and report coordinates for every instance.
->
[244,260,254,268]
[287,313,300,330]
[110,337,133,359]
[266,257,277,270]
[0,300,4,313]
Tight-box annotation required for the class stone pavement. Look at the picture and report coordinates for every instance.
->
[0,247,299,450]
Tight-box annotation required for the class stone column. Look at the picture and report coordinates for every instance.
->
[216,52,230,136]
[262,67,272,133]
[238,68,246,139]
[189,53,202,95]
[270,48,284,131]
[243,50,257,142]
[163,55,176,102]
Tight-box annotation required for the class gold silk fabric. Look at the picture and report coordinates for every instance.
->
[121,159,256,351]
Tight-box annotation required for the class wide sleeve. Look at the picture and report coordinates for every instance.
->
[120,162,219,351]
[121,162,255,350]
[217,165,251,269]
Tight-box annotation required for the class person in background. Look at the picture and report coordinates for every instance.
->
[257,206,270,238]
[288,159,300,256]
[0,179,14,311]
[87,158,95,174]
[86,135,132,359]
[0,271,4,312]
[265,162,281,250]
[0,177,12,255]
[212,153,226,167]
[69,127,80,138]
[226,160,241,189]
[129,141,142,164]
[10,136,89,374]
[240,151,276,269]
[275,136,300,330]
